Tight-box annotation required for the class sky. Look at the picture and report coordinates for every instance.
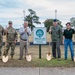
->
[0,0,75,28]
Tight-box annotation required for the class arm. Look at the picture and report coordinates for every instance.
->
[49,26,52,34]
[59,27,63,43]
[15,30,18,41]
[27,27,31,36]
[19,28,25,35]
[2,26,4,35]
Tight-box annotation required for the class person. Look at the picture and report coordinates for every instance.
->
[63,22,74,61]
[0,25,4,57]
[18,21,31,60]
[3,21,18,59]
[49,19,63,60]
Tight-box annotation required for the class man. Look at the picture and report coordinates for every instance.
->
[18,21,31,60]
[3,21,18,59]
[49,19,63,60]
[63,22,74,61]
[0,25,4,57]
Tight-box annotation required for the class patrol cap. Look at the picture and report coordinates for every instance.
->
[53,19,57,22]
[8,21,12,24]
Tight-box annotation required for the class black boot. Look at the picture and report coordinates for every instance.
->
[11,55,14,60]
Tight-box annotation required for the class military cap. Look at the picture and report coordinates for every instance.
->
[8,21,12,24]
[53,19,57,22]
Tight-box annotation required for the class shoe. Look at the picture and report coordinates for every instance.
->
[52,57,56,59]
[0,56,2,60]
[25,57,26,59]
[72,59,74,61]
[65,58,67,60]
[11,56,14,60]
[58,58,61,61]
[18,58,22,60]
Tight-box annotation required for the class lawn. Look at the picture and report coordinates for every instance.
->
[0,45,75,67]
[1,33,75,67]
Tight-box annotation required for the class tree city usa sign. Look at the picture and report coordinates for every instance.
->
[33,27,46,44]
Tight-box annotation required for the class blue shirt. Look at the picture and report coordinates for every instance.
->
[19,27,31,40]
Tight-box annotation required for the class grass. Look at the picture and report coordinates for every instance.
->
[0,45,75,67]
[1,33,75,67]
[0,58,75,67]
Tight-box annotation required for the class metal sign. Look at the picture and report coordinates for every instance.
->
[33,27,46,44]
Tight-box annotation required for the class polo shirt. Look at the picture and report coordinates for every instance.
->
[63,28,75,39]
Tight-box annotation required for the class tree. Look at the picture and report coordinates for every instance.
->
[25,9,41,30]
[44,19,63,32]
[70,18,75,39]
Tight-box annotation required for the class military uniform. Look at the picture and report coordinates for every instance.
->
[51,25,63,58]
[0,25,4,56]
[4,27,17,58]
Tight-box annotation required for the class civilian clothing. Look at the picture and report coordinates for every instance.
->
[19,39,29,59]
[63,28,75,60]
[19,26,31,59]
[64,39,74,60]
[19,27,31,41]
[63,28,74,39]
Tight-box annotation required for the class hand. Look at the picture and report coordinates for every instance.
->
[25,28,27,32]
[14,40,17,44]
[49,29,51,33]
[4,29,8,33]
[62,40,64,44]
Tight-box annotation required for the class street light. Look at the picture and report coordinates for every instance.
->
[55,10,57,19]
[23,10,25,21]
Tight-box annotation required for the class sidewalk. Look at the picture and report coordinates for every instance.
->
[0,67,75,75]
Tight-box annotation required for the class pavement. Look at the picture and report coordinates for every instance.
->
[0,67,75,75]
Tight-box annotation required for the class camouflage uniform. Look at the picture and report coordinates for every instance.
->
[4,27,17,57]
[0,25,4,56]
[51,25,63,58]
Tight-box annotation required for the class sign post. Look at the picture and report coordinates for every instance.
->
[39,44,41,59]
[33,27,46,59]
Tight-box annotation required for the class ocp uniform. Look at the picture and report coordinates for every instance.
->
[0,25,4,56]
[5,27,17,56]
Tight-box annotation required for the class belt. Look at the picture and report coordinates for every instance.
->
[20,38,27,41]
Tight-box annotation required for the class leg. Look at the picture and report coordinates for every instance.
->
[4,42,10,55]
[25,42,28,58]
[52,42,56,58]
[19,40,25,59]
[56,41,61,58]
[11,43,15,58]
[64,39,68,60]
[0,38,3,56]
[69,40,74,61]
[0,42,2,56]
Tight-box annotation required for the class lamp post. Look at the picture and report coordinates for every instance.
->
[23,10,25,21]
[55,10,57,19]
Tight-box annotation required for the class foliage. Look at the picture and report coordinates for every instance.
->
[25,9,41,30]
[44,19,63,32]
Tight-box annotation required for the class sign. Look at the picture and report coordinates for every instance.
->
[33,27,46,44]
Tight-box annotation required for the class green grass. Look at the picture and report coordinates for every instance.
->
[1,44,75,67]
[0,58,75,67]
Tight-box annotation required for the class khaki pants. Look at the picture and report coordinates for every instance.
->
[19,39,29,59]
